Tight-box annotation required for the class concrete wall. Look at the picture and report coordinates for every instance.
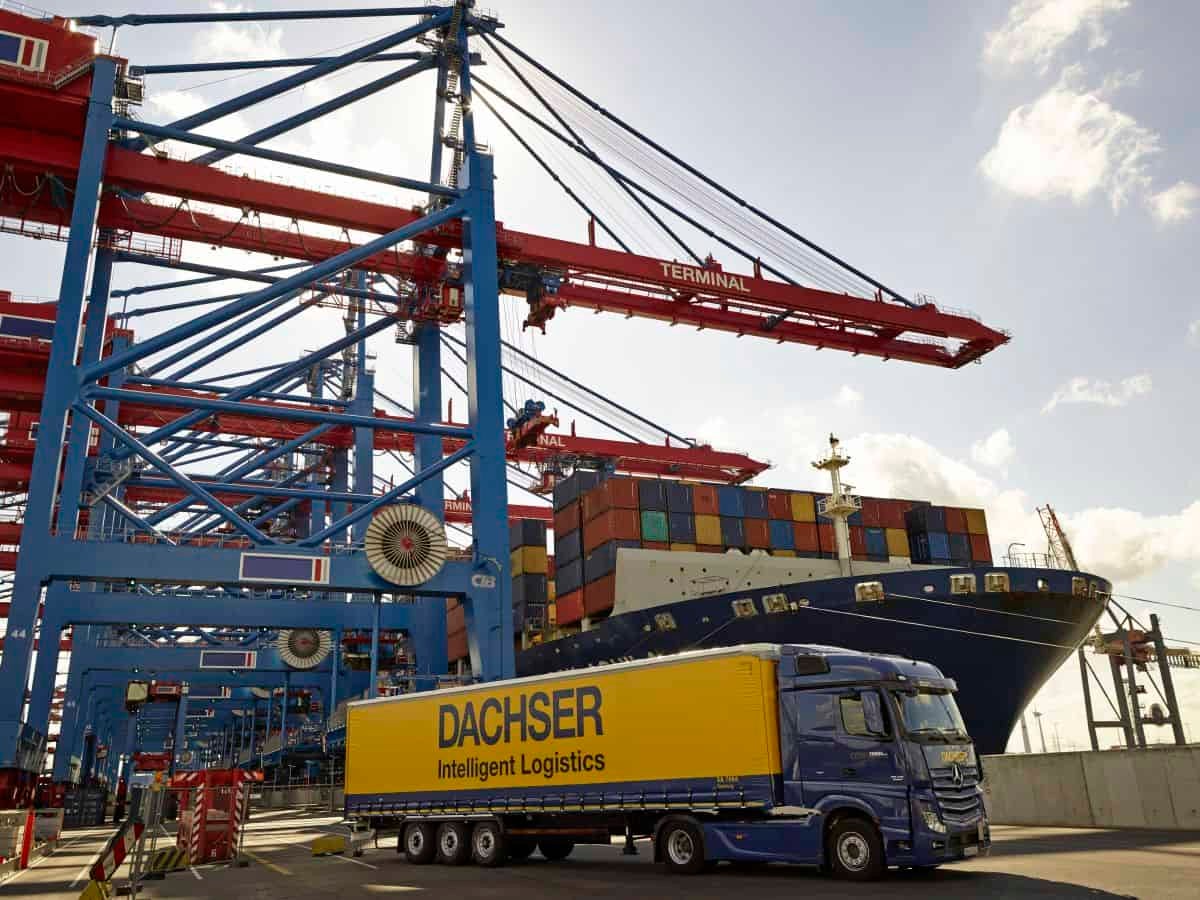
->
[252,785,343,811]
[983,746,1200,830]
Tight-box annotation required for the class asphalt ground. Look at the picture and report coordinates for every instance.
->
[5,807,1199,899]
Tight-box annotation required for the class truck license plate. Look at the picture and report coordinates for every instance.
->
[978,821,985,841]
[963,845,979,858]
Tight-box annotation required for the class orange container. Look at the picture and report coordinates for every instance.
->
[448,630,469,662]
[642,541,668,550]
[583,508,641,555]
[696,544,724,553]
[556,589,584,625]
[817,523,837,553]
[745,519,770,549]
[767,490,792,520]
[970,533,992,563]
[793,522,820,552]
[553,502,580,535]
[944,507,968,534]
[692,483,720,516]
[583,574,616,615]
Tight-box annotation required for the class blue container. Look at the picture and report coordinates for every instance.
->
[865,527,888,558]
[927,530,951,561]
[557,557,584,596]
[669,511,696,543]
[666,481,693,513]
[555,529,582,565]
[553,469,604,511]
[906,503,945,533]
[718,485,745,517]
[743,490,768,519]
[720,516,746,547]
[768,519,795,549]
[583,540,639,585]
[949,532,972,564]
[847,509,864,527]
[512,573,548,606]
[638,479,669,511]
[509,519,547,549]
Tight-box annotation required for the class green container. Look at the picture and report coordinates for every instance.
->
[640,510,669,543]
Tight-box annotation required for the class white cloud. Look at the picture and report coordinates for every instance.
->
[1062,503,1200,581]
[195,2,286,63]
[1148,180,1200,225]
[1042,373,1151,413]
[984,0,1130,72]
[971,428,1016,470]
[979,66,1160,213]
[1189,320,1200,346]
[834,385,863,410]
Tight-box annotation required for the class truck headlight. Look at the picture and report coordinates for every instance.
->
[918,801,946,834]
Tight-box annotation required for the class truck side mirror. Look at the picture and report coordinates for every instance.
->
[862,692,887,736]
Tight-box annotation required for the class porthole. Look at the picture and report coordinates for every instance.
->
[985,572,1011,593]
[731,598,758,618]
[950,574,976,595]
[855,581,885,603]
[763,593,789,613]
[654,612,677,631]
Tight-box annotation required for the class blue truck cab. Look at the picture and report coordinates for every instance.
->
[770,644,989,876]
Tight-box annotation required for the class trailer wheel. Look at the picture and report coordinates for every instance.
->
[828,818,884,881]
[507,837,537,861]
[435,822,472,865]
[659,819,705,875]
[402,823,436,865]
[471,821,506,867]
[537,838,574,861]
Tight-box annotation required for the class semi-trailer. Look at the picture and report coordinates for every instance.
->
[344,643,989,879]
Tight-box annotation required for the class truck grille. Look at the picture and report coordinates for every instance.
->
[930,763,982,823]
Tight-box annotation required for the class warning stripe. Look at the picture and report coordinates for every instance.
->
[89,820,145,881]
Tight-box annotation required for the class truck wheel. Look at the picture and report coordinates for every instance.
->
[828,818,884,881]
[471,821,506,867]
[659,819,705,875]
[435,822,472,865]
[507,838,537,861]
[537,838,574,861]
[402,823,436,865]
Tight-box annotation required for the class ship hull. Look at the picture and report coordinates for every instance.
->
[517,566,1108,755]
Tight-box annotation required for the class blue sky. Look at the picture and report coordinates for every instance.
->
[5,0,1199,749]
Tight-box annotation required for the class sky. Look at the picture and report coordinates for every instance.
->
[4,0,1200,752]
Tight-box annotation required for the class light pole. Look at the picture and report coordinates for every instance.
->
[1033,709,1048,753]
[1007,541,1026,565]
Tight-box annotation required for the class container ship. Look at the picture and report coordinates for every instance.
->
[450,437,1110,755]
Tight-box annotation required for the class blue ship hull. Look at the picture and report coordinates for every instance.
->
[517,566,1109,755]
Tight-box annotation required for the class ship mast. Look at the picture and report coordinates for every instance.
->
[812,434,862,576]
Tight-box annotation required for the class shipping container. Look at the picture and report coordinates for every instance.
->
[582,477,638,522]
[513,574,549,608]
[553,469,603,512]
[513,602,548,632]
[717,485,744,517]
[692,482,720,516]
[927,531,951,561]
[556,529,582,566]
[548,581,556,602]
[793,522,820,553]
[510,519,547,549]
[768,519,795,549]
[668,511,696,544]
[447,630,468,662]
[584,574,616,615]
[584,540,639,585]
[510,546,547,577]
[695,514,722,546]
[583,509,640,555]
[949,532,972,563]
[745,518,770,549]
[864,527,888,558]
[965,509,988,536]
[879,499,908,530]
[557,558,584,597]
[766,490,792,520]
[970,533,992,563]
[790,492,816,522]
[817,522,837,554]
[885,527,909,558]
[849,526,867,558]
[669,543,697,552]
[642,541,669,550]
[696,544,724,553]
[555,589,584,625]
[772,549,797,557]
[860,498,883,528]
[720,516,746,547]
[640,510,669,543]
[742,489,768,519]
[666,481,693,513]
[944,507,968,534]
[638,479,669,511]
[448,603,466,635]
[553,503,580,536]
[906,504,946,533]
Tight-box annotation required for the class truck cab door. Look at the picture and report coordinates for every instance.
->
[831,690,910,845]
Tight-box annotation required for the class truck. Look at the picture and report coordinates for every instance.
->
[344,643,989,879]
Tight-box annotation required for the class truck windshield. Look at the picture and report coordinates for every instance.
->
[893,690,969,742]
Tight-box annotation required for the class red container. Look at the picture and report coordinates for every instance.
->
[849,526,867,558]
[554,502,580,535]
[447,603,465,635]
[696,544,724,553]
[692,483,720,516]
[583,508,641,555]
[793,522,820,553]
[642,541,669,550]
[547,557,556,578]
[970,533,992,563]
[879,500,908,530]
[607,477,639,510]
[584,574,616,615]
[944,507,968,534]
[556,589,584,625]
[860,498,883,528]
[817,523,837,553]
[745,518,770,549]
[448,630,468,662]
[767,490,792,520]
[581,484,610,523]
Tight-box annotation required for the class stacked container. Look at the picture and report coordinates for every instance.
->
[906,504,991,565]
[511,519,549,633]
[447,597,467,664]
